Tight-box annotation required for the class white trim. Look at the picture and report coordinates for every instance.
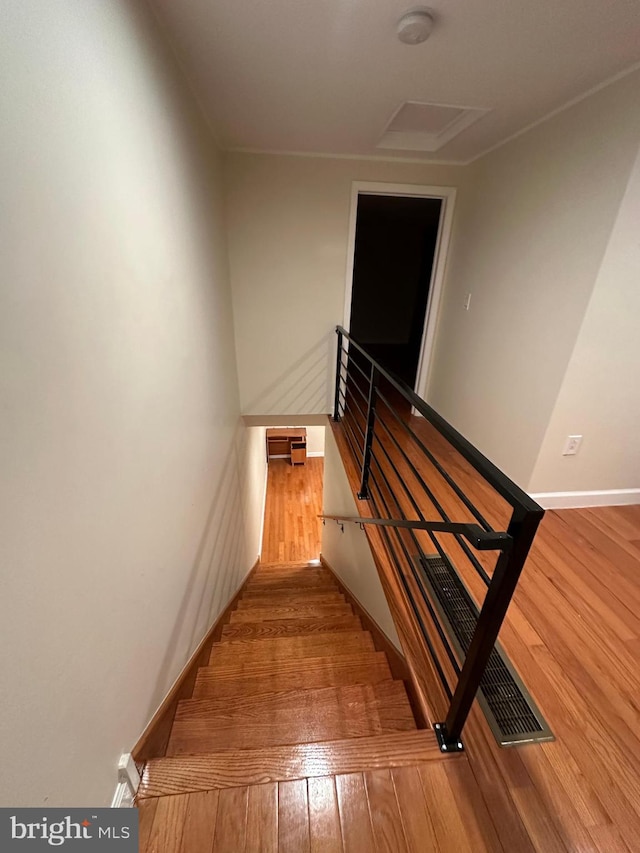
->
[111,781,134,809]
[307,451,325,458]
[342,181,457,401]
[469,60,640,164]
[529,489,640,510]
[111,753,139,808]
[226,61,640,168]
[227,146,465,166]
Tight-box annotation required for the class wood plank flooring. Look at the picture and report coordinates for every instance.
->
[334,411,640,852]
[140,763,502,852]
[140,558,483,850]
[138,437,640,852]
[261,458,323,563]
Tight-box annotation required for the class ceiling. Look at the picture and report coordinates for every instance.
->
[150,0,640,163]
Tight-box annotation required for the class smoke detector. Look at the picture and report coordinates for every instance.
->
[396,9,435,45]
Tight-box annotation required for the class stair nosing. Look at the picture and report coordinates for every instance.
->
[138,730,445,798]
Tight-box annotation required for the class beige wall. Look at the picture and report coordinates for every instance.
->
[529,141,640,494]
[321,430,401,649]
[0,0,256,806]
[238,426,269,559]
[224,152,465,416]
[427,70,640,487]
[306,425,326,456]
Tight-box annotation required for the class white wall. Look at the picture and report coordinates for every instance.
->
[0,0,255,807]
[224,153,465,416]
[322,429,401,649]
[306,425,326,457]
[529,141,640,495]
[427,69,640,487]
[238,427,269,554]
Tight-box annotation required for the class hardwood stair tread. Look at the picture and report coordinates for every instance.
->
[176,680,411,718]
[221,616,362,640]
[243,581,338,594]
[237,590,346,608]
[166,681,416,755]
[139,730,445,797]
[229,603,354,622]
[208,631,375,664]
[192,652,393,698]
[248,567,334,579]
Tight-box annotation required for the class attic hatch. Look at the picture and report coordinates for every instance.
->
[377,100,489,152]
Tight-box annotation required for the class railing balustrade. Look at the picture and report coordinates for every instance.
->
[331,325,544,751]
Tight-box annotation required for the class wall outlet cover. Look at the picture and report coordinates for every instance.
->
[562,435,583,456]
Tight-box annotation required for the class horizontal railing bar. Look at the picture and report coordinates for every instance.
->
[320,514,512,552]
[368,446,469,588]
[337,326,542,514]
[368,449,484,612]
[341,426,363,467]
[367,476,460,684]
[378,524,456,696]
[342,405,364,442]
[375,390,493,533]
[340,411,365,460]
[345,375,370,407]
[340,348,372,384]
[370,424,492,585]
[343,392,367,437]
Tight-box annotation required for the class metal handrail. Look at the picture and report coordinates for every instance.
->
[332,325,544,752]
[335,325,541,513]
[319,514,513,552]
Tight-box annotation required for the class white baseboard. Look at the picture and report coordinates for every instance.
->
[111,753,138,807]
[111,781,134,808]
[529,488,640,509]
[307,451,325,458]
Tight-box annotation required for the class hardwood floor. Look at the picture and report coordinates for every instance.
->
[139,560,485,851]
[138,433,640,851]
[333,412,640,852]
[261,458,323,563]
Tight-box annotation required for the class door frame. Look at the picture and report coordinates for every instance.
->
[342,181,457,400]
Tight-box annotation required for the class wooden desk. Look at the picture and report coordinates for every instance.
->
[266,428,307,465]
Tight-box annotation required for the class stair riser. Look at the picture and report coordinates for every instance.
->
[167,682,415,754]
[139,731,444,797]
[192,658,393,699]
[208,632,375,665]
[244,582,338,594]
[166,714,415,754]
[178,681,408,718]
[237,592,346,608]
[229,604,353,623]
[252,567,328,577]
[221,617,362,640]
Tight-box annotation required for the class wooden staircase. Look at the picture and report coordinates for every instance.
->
[139,561,443,799]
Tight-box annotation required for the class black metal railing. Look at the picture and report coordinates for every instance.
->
[320,514,513,552]
[332,325,544,751]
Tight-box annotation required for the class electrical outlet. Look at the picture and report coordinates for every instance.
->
[562,435,583,456]
[464,293,472,311]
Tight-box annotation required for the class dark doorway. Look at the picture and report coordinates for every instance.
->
[348,194,442,388]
